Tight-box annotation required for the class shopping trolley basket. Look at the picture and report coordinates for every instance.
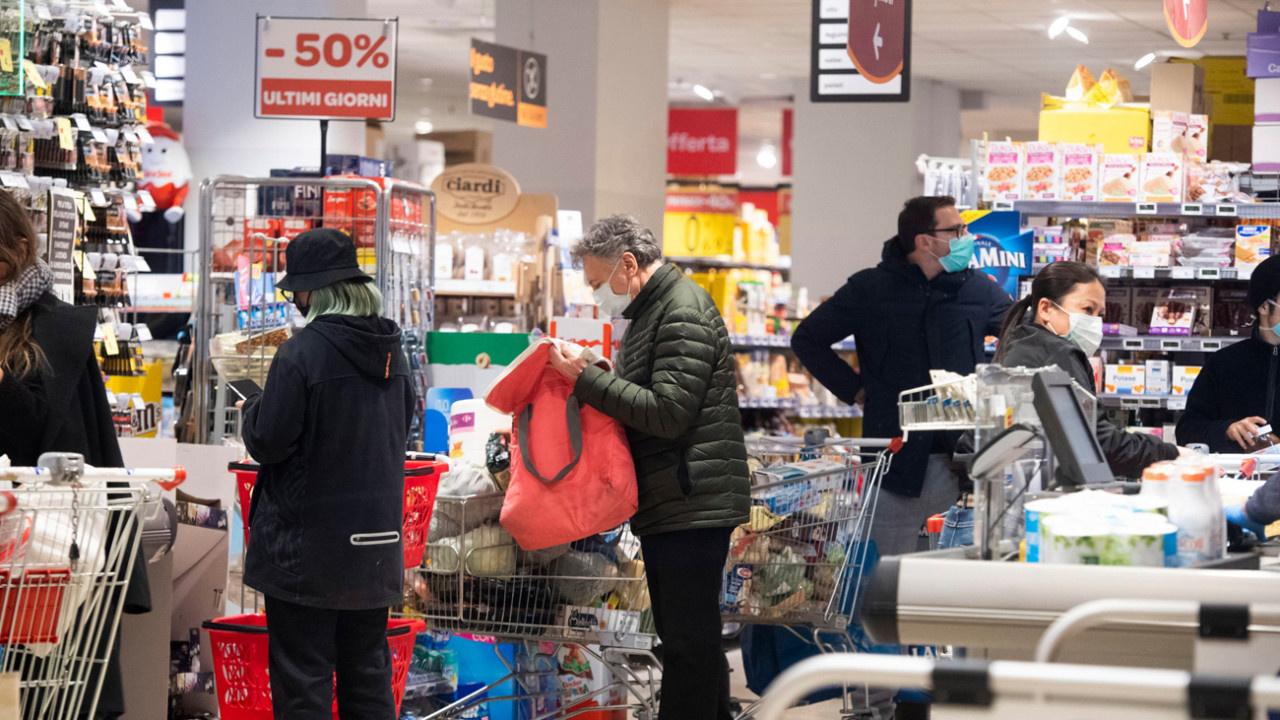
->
[0,452,185,720]
[408,489,660,719]
[203,613,426,720]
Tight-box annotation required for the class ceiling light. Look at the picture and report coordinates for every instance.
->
[693,84,715,101]
[756,144,778,170]
[1134,52,1158,70]
[414,120,434,134]
[1048,16,1070,39]
[1065,26,1089,45]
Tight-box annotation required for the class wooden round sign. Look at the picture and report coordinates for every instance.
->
[430,163,522,224]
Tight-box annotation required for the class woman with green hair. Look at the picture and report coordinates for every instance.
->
[239,227,416,719]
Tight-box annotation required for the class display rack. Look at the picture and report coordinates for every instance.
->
[730,333,856,351]
[667,255,791,272]
[1012,199,1280,220]
[1099,335,1244,352]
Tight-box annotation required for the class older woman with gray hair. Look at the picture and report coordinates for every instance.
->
[549,214,750,720]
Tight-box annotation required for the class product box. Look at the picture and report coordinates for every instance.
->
[1145,360,1172,395]
[324,154,391,178]
[1039,106,1151,155]
[1253,124,1280,172]
[1214,286,1254,336]
[1140,153,1186,203]
[1021,142,1061,200]
[1133,289,1163,333]
[1099,235,1132,266]
[1149,292,1198,336]
[1151,62,1205,115]
[1236,224,1273,269]
[558,605,641,635]
[1060,144,1102,201]
[278,218,311,241]
[1172,365,1202,395]
[1105,286,1133,326]
[1084,220,1134,268]
[1186,114,1209,162]
[1105,364,1146,395]
[1152,111,1189,154]
[1101,155,1141,200]
[983,141,1023,202]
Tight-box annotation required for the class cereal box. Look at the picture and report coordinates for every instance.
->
[1061,144,1102,202]
[1152,111,1188,155]
[1101,155,1140,201]
[1235,224,1272,270]
[1022,142,1061,200]
[1140,153,1185,203]
[983,141,1022,202]
[1186,115,1209,163]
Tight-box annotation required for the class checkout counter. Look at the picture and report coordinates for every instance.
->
[861,366,1280,676]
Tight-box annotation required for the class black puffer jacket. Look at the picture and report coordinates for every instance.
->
[574,264,750,535]
[792,239,1013,497]
[242,314,416,610]
[1000,321,1178,478]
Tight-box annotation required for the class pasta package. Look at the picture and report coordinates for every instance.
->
[1061,144,1102,201]
[1022,142,1061,200]
[983,141,1023,202]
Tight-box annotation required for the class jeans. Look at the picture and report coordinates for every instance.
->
[938,505,975,549]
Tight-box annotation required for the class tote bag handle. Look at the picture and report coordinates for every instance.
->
[518,396,584,484]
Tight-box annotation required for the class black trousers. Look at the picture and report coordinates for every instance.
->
[263,595,394,720]
[640,526,734,720]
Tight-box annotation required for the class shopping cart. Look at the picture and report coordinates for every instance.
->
[409,487,659,719]
[727,434,900,719]
[0,452,186,720]
[203,613,427,720]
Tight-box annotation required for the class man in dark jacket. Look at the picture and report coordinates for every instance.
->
[1178,255,1280,453]
[550,214,749,720]
[792,196,1012,557]
[241,229,416,720]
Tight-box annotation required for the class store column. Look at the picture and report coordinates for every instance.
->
[182,0,369,249]
[492,0,669,229]
[790,77,962,297]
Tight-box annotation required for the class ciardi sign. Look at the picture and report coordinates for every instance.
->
[430,163,521,224]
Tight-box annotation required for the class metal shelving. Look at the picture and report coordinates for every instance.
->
[1011,199,1280,220]
[667,255,792,272]
[1100,335,1247,352]
[730,334,856,351]
[1098,393,1189,410]
[1093,265,1252,281]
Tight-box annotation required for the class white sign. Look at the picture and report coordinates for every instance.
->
[255,17,399,121]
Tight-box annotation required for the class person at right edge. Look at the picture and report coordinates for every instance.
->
[240,228,415,720]
[792,196,1012,559]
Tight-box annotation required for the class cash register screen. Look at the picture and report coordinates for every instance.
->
[1032,370,1111,487]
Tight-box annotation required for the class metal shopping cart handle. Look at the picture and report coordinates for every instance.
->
[2,453,187,490]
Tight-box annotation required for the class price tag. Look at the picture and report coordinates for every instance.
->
[1121,397,1141,408]
[1133,267,1156,279]
[0,40,12,75]
[1123,339,1145,350]
[138,12,153,30]
[117,255,138,272]
[135,127,153,144]
[1160,340,1181,352]
[1136,202,1159,215]
[14,115,30,131]
[55,117,74,150]
[104,390,117,407]
[1171,267,1195,280]
[137,190,156,210]
[139,70,156,87]
[101,323,119,356]
[1198,268,1221,280]
[1181,203,1204,215]
[72,114,91,132]
[1168,397,1188,411]
[0,116,14,133]
[133,256,151,272]
[34,4,52,21]
[1217,204,1239,217]
[1202,340,1222,351]
[135,324,153,342]
[120,66,140,85]
[993,200,1015,211]
[22,60,46,91]
[1100,266,1121,278]
[90,127,108,143]
[90,188,107,206]
[121,129,137,143]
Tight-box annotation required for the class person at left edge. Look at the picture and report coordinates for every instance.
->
[791,195,1013,558]
[240,228,416,720]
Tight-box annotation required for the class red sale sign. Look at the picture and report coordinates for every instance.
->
[255,17,399,121]
[667,108,737,176]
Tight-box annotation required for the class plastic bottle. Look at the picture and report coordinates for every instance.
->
[1168,466,1217,567]
[1203,467,1227,561]
[1140,463,1172,512]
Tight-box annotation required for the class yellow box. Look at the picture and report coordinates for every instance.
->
[1039,106,1150,155]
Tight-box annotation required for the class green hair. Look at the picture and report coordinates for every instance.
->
[306,279,383,322]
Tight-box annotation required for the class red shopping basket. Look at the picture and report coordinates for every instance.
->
[203,613,426,720]
[230,457,445,568]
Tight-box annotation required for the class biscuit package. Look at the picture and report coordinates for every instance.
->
[1140,153,1184,203]
[984,141,1023,202]
[1060,144,1101,202]
[1022,142,1061,200]
[1101,155,1140,201]
[1236,224,1273,271]
[1152,111,1188,155]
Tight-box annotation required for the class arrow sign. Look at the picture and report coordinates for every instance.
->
[1164,0,1207,48]
[847,0,908,84]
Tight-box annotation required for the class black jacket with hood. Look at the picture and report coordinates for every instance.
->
[1176,335,1280,454]
[791,239,1013,497]
[1000,321,1178,478]
[242,314,416,610]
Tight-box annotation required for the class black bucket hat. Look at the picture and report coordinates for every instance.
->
[276,228,372,293]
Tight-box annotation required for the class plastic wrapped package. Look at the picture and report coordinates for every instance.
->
[549,551,620,605]
[757,546,807,599]
[616,558,651,612]
[428,466,503,541]
[729,526,771,568]
[424,523,517,577]
[517,543,570,567]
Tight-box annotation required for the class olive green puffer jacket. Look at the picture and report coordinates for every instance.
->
[574,264,751,536]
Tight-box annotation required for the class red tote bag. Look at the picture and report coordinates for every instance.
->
[486,339,638,551]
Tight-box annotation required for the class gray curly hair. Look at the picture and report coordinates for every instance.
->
[570,214,663,268]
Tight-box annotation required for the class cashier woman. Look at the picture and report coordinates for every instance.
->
[995,261,1190,477]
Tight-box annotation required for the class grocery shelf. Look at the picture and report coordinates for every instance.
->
[738,396,797,410]
[1098,393,1189,410]
[791,405,862,419]
[1100,335,1247,352]
[1011,199,1280,220]
[434,279,518,297]
[667,255,791,272]
[730,334,856,351]
[1095,265,1251,281]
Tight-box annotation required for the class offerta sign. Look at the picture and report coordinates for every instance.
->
[255,17,399,121]
[667,108,737,176]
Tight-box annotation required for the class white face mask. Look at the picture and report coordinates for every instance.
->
[593,258,632,318]
[1050,301,1103,356]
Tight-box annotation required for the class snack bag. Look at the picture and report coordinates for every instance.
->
[1066,66,1097,102]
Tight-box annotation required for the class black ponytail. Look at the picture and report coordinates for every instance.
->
[994,260,1103,363]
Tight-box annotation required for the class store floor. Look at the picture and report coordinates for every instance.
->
[727,647,847,718]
